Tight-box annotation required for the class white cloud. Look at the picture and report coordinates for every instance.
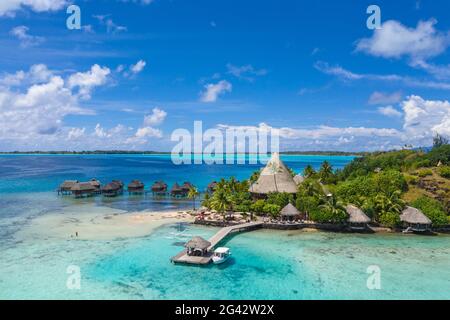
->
[144,108,167,126]
[226,64,267,82]
[68,64,111,99]
[200,80,232,102]
[402,95,450,142]
[135,126,162,138]
[130,60,146,74]
[0,0,67,16]
[10,26,44,48]
[368,91,403,105]
[0,64,52,87]
[93,15,127,33]
[356,19,450,60]
[378,105,403,117]
[315,61,450,90]
[68,127,86,140]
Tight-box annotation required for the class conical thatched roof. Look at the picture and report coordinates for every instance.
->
[293,174,305,185]
[185,236,211,250]
[249,153,298,194]
[346,205,371,223]
[280,203,300,216]
[171,183,183,192]
[152,181,167,191]
[400,206,432,225]
[128,180,144,189]
[102,181,123,192]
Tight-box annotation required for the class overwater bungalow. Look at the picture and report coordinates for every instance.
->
[346,205,371,231]
[185,236,211,257]
[207,181,218,193]
[89,178,101,191]
[170,183,186,197]
[293,174,305,185]
[151,181,167,194]
[280,203,302,222]
[102,180,124,197]
[181,182,194,193]
[400,206,432,233]
[128,180,145,194]
[249,152,298,198]
[70,182,97,198]
[58,180,79,195]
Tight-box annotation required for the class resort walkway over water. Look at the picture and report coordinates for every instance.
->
[171,221,263,265]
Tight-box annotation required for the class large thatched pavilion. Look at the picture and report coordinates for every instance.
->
[249,153,298,197]
[400,206,432,232]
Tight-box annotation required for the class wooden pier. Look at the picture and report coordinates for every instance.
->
[171,221,263,265]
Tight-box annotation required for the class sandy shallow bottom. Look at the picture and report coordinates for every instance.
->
[16,204,194,241]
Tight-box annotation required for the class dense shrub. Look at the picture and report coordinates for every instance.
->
[427,144,450,166]
[263,204,281,218]
[266,192,294,208]
[411,196,448,227]
[251,200,266,215]
[438,166,450,178]
[309,208,347,224]
[379,212,400,228]
[404,174,419,185]
[416,168,433,177]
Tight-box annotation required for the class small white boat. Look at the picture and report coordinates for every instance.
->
[212,247,231,264]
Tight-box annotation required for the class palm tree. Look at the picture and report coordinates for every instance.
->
[319,195,347,223]
[187,187,200,210]
[374,190,405,217]
[211,189,232,222]
[319,161,333,181]
[303,165,316,178]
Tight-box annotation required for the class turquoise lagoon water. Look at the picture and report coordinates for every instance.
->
[1,154,450,300]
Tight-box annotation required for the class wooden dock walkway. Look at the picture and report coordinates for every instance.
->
[171,221,263,265]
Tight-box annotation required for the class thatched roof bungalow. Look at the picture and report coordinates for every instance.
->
[280,203,301,221]
[70,182,97,197]
[128,180,145,193]
[181,182,194,192]
[170,183,186,197]
[249,153,298,196]
[89,178,101,190]
[346,205,371,230]
[59,180,79,194]
[207,181,218,193]
[151,181,167,193]
[400,206,432,232]
[102,180,124,197]
[185,236,211,256]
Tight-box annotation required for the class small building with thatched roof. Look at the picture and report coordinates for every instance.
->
[293,174,305,185]
[400,206,432,232]
[89,178,101,190]
[185,236,211,256]
[128,180,145,193]
[346,205,371,230]
[151,181,167,194]
[280,203,301,221]
[70,182,97,198]
[171,183,186,197]
[181,181,194,193]
[59,180,79,195]
[102,180,124,197]
[207,181,218,193]
[249,153,298,197]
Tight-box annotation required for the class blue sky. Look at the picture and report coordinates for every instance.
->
[0,0,449,151]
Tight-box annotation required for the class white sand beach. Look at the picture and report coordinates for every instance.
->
[16,204,195,241]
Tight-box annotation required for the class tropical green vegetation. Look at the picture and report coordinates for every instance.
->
[203,134,449,228]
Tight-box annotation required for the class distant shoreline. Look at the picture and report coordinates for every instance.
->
[0,150,364,156]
